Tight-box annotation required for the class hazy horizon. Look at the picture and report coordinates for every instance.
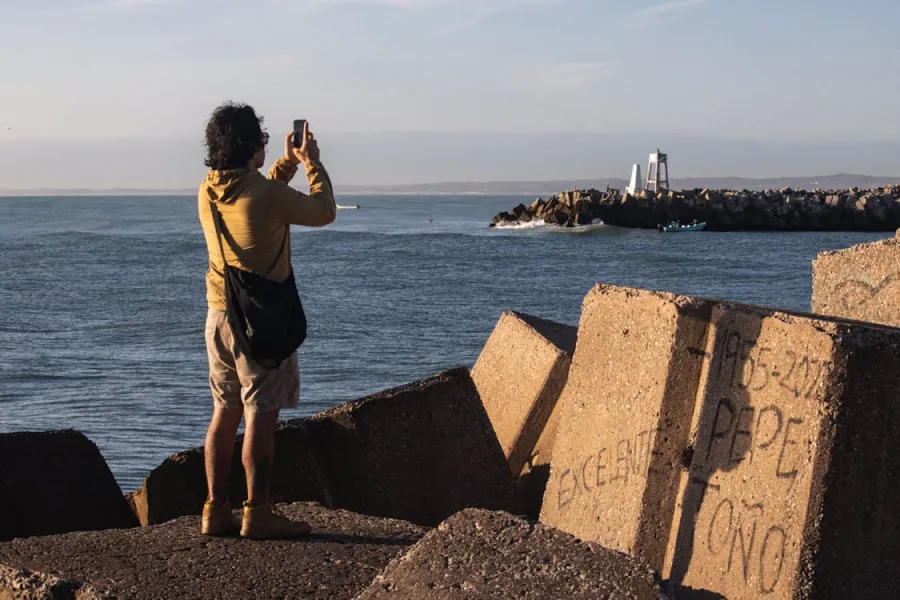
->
[1,133,899,191]
[2,0,899,188]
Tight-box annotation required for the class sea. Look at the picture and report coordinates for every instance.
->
[0,194,889,492]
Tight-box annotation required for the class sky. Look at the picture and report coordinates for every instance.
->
[1,0,899,188]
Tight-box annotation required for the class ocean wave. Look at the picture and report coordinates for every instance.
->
[493,219,605,231]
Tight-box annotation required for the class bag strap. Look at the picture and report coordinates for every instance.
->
[208,200,229,271]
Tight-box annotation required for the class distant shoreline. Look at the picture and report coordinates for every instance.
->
[2,173,898,198]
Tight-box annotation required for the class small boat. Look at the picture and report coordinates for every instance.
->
[659,221,706,232]
[337,203,360,210]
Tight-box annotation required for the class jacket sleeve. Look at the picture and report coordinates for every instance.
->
[267,156,298,184]
[268,159,337,227]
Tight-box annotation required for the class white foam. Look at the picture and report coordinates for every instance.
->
[493,218,605,231]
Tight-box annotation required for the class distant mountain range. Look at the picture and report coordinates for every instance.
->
[337,174,900,195]
[3,173,897,197]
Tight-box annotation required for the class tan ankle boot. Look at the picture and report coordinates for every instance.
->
[240,502,312,540]
[201,498,234,536]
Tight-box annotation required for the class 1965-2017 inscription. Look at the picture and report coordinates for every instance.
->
[553,321,830,596]
[686,325,829,596]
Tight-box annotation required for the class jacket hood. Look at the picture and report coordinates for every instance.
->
[204,168,256,204]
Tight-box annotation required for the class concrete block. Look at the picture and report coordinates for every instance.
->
[305,368,519,525]
[664,305,900,599]
[541,283,900,598]
[0,503,426,600]
[471,311,577,517]
[358,508,664,600]
[132,368,518,528]
[539,285,711,570]
[0,430,138,540]
[812,237,900,327]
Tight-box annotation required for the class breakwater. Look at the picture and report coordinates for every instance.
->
[3,234,900,598]
[490,185,900,231]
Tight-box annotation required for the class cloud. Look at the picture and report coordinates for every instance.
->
[434,14,484,35]
[309,0,459,6]
[76,0,173,11]
[521,60,615,91]
[623,0,706,21]
[873,49,900,58]
[433,0,559,35]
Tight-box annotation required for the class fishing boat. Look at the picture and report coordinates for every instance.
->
[658,221,706,232]
[337,203,360,210]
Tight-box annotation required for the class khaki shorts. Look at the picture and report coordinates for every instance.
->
[205,309,299,413]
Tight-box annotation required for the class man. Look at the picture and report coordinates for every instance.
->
[197,102,335,538]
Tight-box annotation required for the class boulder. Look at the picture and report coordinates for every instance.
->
[812,237,900,327]
[511,204,528,218]
[870,205,889,223]
[132,369,519,528]
[358,509,664,600]
[490,212,512,226]
[0,431,138,541]
[471,312,577,518]
[573,210,592,225]
[863,195,883,210]
[545,212,567,226]
[0,503,426,600]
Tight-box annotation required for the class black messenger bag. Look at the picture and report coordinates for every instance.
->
[208,201,307,369]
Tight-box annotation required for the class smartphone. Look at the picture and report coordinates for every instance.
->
[293,119,307,147]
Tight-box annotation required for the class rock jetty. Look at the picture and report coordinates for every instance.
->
[490,185,900,231]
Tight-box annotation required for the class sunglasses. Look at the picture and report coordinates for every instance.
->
[261,132,270,146]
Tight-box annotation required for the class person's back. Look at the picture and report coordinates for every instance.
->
[198,102,335,539]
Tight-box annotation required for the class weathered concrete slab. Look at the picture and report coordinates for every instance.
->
[305,368,519,525]
[0,503,427,600]
[358,509,664,600]
[132,368,518,527]
[664,305,900,599]
[541,283,900,598]
[540,285,711,571]
[470,311,577,518]
[812,236,900,327]
[471,311,576,476]
[0,431,139,541]
[130,419,330,526]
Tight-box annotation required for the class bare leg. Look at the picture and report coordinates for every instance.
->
[205,404,244,504]
[243,409,280,505]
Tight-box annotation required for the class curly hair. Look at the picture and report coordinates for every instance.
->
[204,102,267,170]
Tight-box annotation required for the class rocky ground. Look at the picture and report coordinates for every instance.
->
[490,185,900,231]
[0,503,427,600]
[0,505,664,600]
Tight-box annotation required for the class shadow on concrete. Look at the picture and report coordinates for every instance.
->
[667,313,761,595]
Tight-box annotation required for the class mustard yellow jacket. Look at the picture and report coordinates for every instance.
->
[198,157,336,310]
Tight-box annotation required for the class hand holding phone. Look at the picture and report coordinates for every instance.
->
[293,119,307,147]
[285,119,320,165]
